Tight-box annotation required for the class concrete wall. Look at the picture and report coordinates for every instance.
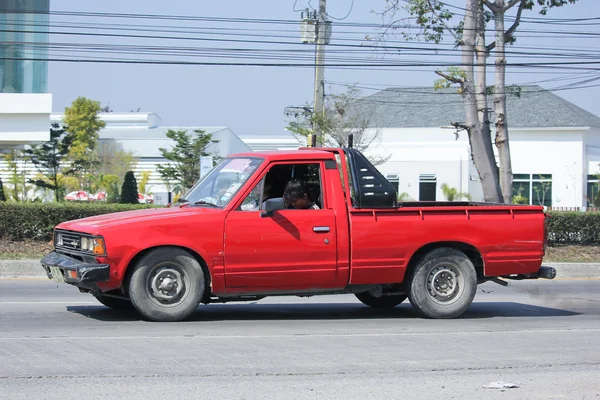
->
[366,126,591,207]
[0,93,51,149]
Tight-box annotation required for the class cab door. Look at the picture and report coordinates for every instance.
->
[223,161,338,291]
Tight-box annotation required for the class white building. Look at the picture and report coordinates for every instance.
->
[231,86,600,209]
[47,112,253,193]
[4,83,600,208]
[352,85,600,209]
[0,1,52,152]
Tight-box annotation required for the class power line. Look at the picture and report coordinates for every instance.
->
[327,0,355,21]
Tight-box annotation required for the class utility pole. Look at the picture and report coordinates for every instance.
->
[313,0,327,147]
[299,3,330,148]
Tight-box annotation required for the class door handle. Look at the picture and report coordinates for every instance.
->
[313,226,330,233]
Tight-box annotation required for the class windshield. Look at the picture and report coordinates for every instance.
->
[178,157,264,207]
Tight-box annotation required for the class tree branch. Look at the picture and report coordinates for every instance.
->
[504,0,522,11]
[482,0,496,11]
[426,0,460,41]
[485,0,526,53]
[506,0,525,36]
[435,70,464,84]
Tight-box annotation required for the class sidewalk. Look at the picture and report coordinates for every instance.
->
[1,260,600,279]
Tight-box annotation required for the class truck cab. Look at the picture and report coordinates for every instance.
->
[41,147,555,322]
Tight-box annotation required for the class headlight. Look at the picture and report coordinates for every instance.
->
[81,237,92,252]
[82,236,107,256]
[54,231,106,256]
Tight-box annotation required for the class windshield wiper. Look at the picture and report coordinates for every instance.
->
[193,200,219,207]
[176,198,189,204]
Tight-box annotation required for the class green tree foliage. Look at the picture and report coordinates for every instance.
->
[63,97,106,156]
[3,150,31,202]
[285,86,389,166]
[0,177,6,202]
[120,171,139,204]
[107,181,120,203]
[24,124,76,202]
[441,183,472,201]
[379,0,579,203]
[91,173,120,194]
[398,192,413,201]
[94,139,137,186]
[138,171,151,194]
[156,129,219,193]
[62,97,106,190]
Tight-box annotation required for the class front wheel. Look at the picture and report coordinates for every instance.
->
[128,247,206,322]
[407,247,477,319]
[355,292,407,308]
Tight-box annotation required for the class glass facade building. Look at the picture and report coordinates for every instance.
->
[0,0,49,93]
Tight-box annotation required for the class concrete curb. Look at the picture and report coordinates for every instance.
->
[0,260,48,279]
[1,260,600,279]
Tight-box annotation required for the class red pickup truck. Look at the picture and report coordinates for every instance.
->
[41,147,555,322]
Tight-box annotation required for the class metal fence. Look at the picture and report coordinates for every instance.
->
[547,206,600,212]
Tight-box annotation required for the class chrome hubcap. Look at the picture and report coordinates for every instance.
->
[150,267,185,303]
[427,265,462,304]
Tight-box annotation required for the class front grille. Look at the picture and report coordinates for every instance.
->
[58,232,81,251]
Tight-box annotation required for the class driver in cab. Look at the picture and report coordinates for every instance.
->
[283,180,319,210]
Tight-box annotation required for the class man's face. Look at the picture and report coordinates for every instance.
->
[290,194,310,209]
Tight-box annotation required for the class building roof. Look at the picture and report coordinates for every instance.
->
[355,85,600,129]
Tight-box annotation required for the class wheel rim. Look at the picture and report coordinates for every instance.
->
[426,263,464,305]
[147,263,190,307]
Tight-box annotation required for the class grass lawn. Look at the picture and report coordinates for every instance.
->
[0,238,598,263]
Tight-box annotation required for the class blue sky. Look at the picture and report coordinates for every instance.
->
[48,0,600,135]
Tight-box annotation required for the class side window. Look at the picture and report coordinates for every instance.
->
[238,162,323,211]
[284,163,323,210]
[239,177,265,211]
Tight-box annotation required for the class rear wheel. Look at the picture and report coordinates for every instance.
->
[128,247,206,322]
[355,292,407,308]
[407,247,477,319]
[93,293,134,310]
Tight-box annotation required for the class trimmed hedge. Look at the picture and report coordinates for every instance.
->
[547,211,600,245]
[1,204,599,245]
[0,202,154,241]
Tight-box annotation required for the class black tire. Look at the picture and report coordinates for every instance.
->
[93,293,134,310]
[128,247,206,322]
[407,247,477,319]
[355,292,407,308]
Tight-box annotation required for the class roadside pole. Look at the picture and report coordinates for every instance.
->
[313,0,327,147]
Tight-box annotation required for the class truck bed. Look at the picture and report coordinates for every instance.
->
[398,201,537,208]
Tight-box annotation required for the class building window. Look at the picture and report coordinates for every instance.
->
[419,174,436,201]
[587,174,600,207]
[513,174,552,206]
[0,0,50,94]
[386,174,399,193]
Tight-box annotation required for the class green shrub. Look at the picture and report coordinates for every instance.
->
[546,211,600,245]
[120,171,139,204]
[0,202,154,241]
[0,178,6,202]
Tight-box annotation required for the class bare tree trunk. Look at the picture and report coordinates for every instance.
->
[493,3,513,203]
[462,0,503,203]
[475,2,501,202]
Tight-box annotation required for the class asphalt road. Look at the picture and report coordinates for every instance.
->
[1,279,599,400]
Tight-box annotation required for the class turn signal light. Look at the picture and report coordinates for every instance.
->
[68,270,78,279]
[93,237,106,256]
